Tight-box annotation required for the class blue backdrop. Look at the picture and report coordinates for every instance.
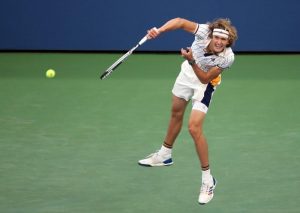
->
[0,0,299,52]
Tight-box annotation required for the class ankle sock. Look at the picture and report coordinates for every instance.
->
[202,169,213,184]
[158,145,172,156]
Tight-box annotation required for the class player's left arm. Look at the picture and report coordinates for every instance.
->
[192,65,222,85]
[181,48,223,84]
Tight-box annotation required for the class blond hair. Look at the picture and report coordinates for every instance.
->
[208,18,238,47]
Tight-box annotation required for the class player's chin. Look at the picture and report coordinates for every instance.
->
[214,47,224,53]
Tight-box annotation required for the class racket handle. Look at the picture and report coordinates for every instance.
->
[138,35,148,45]
[139,27,158,45]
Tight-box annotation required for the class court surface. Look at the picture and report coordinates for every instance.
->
[0,52,300,213]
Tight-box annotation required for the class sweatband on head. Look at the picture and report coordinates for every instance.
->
[212,28,229,39]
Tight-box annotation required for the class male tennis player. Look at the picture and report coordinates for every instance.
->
[138,17,238,205]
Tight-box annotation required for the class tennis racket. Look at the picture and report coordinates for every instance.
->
[100,35,149,80]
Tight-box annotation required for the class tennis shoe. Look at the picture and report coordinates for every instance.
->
[138,151,173,167]
[198,177,217,205]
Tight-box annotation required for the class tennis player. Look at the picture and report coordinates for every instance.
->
[138,17,238,205]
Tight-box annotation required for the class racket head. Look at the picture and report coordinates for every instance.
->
[100,60,124,79]
[100,35,147,80]
[100,71,110,79]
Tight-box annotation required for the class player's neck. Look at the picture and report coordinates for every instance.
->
[205,43,216,55]
[204,47,216,56]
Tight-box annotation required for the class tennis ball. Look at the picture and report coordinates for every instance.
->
[46,69,56,78]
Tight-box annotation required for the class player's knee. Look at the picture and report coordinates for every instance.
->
[188,122,203,137]
[171,107,184,120]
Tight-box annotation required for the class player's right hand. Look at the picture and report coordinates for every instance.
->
[147,27,160,39]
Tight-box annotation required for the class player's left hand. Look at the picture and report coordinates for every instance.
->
[181,47,194,61]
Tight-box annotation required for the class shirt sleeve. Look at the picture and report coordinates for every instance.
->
[194,24,210,40]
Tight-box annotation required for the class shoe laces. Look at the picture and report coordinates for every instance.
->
[200,182,214,195]
[145,150,160,159]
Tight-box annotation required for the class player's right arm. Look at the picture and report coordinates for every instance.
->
[147,17,198,39]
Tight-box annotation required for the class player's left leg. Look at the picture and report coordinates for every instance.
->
[189,108,216,205]
[188,110,209,168]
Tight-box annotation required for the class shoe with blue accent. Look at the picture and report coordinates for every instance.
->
[138,151,173,167]
[198,177,217,205]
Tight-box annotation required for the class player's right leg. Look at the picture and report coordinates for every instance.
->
[163,95,189,147]
[138,61,193,167]
[138,95,188,167]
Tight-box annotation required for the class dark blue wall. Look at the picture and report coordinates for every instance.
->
[0,0,299,52]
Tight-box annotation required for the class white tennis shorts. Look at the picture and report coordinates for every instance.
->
[172,61,216,114]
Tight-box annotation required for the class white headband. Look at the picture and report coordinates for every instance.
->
[212,28,229,39]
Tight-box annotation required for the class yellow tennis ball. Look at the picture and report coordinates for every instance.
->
[46,69,56,78]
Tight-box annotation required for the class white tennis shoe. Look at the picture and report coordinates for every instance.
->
[138,151,173,167]
[198,177,217,205]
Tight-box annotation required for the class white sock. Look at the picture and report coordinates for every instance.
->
[202,169,213,184]
[158,145,172,156]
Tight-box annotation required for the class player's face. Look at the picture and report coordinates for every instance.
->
[210,35,229,53]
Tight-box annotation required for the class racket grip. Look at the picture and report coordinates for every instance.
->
[139,27,159,45]
[138,35,148,45]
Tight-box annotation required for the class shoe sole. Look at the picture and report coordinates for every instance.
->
[138,162,173,167]
[138,158,173,167]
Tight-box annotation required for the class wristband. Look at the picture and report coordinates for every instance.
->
[188,59,196,65]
